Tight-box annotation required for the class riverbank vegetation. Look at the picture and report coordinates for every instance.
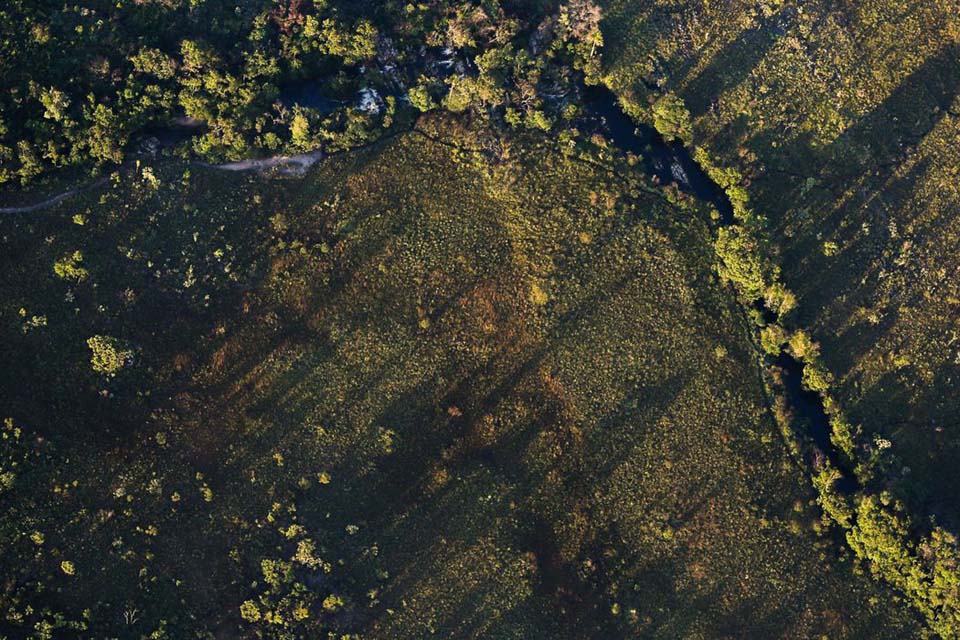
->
[0,0,606,191]
[599,1,960,634]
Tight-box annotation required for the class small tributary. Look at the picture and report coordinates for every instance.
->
[278,79,347,113]
[583,84,854,486]
[583,86,733,224]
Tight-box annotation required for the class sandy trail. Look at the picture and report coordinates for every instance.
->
[201,150,325,173]
[0,177,111,214]
[0,150,326,214]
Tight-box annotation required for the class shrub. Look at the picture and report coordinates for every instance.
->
[652,92,692,144]
[53,251,88,283]
[239,600,261,622]
[86,335,134,376]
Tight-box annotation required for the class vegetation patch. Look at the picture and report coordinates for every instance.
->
[0,119,918,636]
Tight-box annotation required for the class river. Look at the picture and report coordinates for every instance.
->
[583,86,734,224]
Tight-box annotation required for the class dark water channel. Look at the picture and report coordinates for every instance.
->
[774,353,857,491]
[583,86,734,224]
[278,79,345,113]
[133,80,344,154]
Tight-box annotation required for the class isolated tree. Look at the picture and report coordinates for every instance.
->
[87,335,134,376]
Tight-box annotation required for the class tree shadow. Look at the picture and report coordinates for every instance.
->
[681,8,795,118]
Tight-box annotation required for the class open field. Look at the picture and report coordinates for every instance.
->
[1,117,919,637]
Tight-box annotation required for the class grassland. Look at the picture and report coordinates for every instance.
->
[0,115,921,637]
[601,0,960,531]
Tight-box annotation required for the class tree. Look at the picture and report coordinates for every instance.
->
[443,76,480,112]
[560,0,602,43]
[53,251,88,283]
[802,359,834,392]
[760,323,787,355]
[408,85,437,112]
[652,92,693,144]
[290,108,311,148]
[87,335,134,376]
[714,226,766,300]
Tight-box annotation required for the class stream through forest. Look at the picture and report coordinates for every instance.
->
[583,84,853,487]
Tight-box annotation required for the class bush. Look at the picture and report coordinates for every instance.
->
[239,600,261,622]
[86,335,134,376]
[53,251,89,283]
[652,92,693,144]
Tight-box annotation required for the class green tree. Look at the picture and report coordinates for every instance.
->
[87,335,134,376]
[408,85,437,112]
[53,251,88,283]
[652,92,693,144]
[714,226,766,300]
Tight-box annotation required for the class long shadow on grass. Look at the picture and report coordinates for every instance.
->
[680,8,793,118]
[782,157,928,335]
[853,362,960,530]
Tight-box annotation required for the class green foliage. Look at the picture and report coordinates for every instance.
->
[408,84,437,112]
[651,93,692,144]
[843,495,960,636]
[241,519,353,638]
[812,465,853,528]
[801,359,833,392]
[714,226,766,300]
[130,47,178,80]
[289,109,312,149]
[53,251,88,283]
[443,76,480,113]
[0,2,945,637]
[240,600,261,622]
[787,330,818,360]
[86,335,133,376]
[0,418,23,494]
[0,0,383,183]
[829,414,858,461]
[763,282,797,318]
[1,121,917,637]
[524,109,552,131]
[760,323,787,355]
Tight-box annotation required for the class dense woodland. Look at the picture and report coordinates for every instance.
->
[0,0,604,186]
[3,0,960,638]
